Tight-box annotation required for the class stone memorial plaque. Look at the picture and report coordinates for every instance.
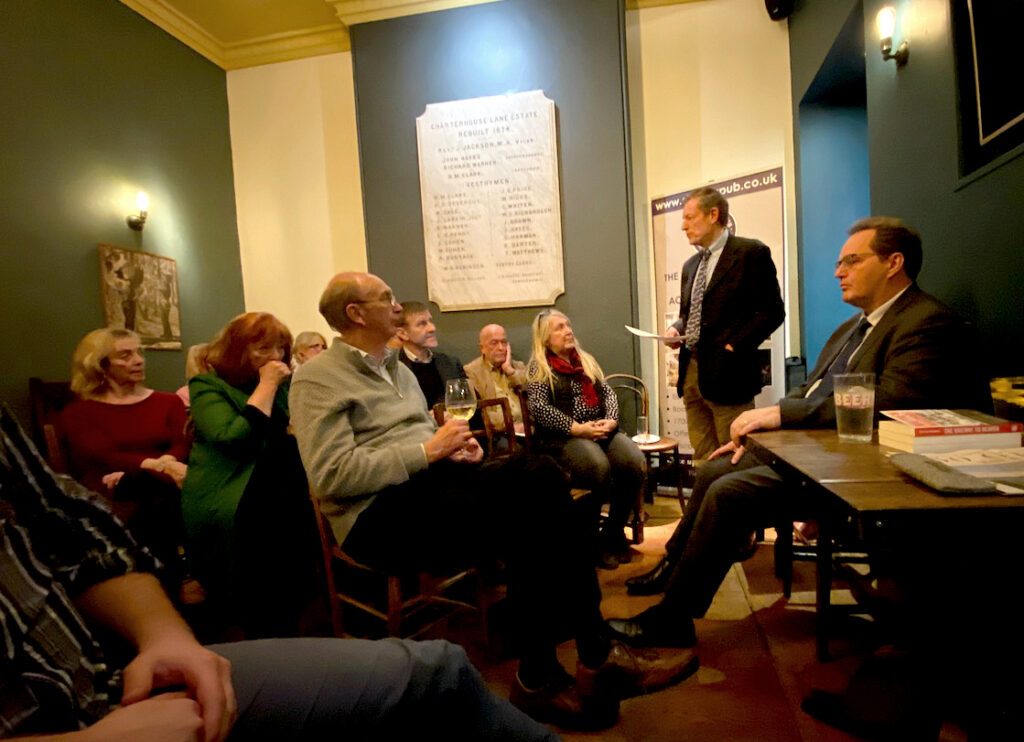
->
[416,90,563,311]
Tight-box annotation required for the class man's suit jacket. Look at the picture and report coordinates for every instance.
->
[779,285,991,428]
[673,234,785,405]
[464,356,527,427]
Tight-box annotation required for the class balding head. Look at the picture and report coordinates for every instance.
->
[479,323,509,367]
[319,272,372,332]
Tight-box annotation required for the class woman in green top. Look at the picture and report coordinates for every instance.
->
[183,312,315,639]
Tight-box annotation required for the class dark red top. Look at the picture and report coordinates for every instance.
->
[59,392,190,492]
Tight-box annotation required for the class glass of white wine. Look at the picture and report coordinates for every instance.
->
[445,378,477,422]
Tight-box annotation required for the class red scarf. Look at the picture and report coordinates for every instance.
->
[547,349,599,408]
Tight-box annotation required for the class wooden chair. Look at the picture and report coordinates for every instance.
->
[431,398,518,458]
[604,374,687,500]
[310,491,482,639]
[28,377,74,472]
[605,373,694,544]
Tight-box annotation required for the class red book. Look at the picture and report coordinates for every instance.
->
[880,409,1022,437]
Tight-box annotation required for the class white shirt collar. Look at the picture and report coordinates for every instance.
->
[864,285,911,328]
[340,339,395,384]
[403,346,433,364]
[705,227,729,256]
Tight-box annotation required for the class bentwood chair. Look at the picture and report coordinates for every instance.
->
[605,373,693,544]
[310,490,483,639]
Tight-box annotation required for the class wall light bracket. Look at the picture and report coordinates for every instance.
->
[877,7,909,67]
[127,191,149,231]
[881,36,909,66]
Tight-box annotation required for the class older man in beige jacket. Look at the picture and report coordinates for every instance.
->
[464,323,528,434]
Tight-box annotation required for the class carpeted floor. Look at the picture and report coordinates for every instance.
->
[436,497,970,741]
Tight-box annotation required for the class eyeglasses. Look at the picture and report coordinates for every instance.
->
[834,252,878,271]
[352,291,398,306]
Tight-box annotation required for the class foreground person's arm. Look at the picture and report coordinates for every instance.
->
[73,572,237,742]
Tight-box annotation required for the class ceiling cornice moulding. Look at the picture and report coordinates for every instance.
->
[220,26,350,70]
[326,0,506,27]
[119,0,350,69]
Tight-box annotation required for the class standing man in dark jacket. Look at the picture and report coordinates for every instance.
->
[666,187,785,464]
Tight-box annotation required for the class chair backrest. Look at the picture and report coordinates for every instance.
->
[432,398,517,459]
[604,373,649,437]
[477,397,516,455]
[28,378,74,472]
[515,388,535,451]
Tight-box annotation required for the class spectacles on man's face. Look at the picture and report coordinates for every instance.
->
[352,290,398,307]
[834,252,878,271]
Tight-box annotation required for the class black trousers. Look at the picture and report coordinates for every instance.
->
[112,469,185,591]
[342,454,604,658]
[659,453,803,617]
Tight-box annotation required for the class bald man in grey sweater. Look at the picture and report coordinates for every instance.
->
[290,272,699,733]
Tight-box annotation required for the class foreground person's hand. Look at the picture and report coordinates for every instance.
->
[708,440,746,465]
[424,419,474,462]
[121,637,236,742]
[79,693,203,742]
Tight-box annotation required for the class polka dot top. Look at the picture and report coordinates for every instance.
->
[525,361,618,436]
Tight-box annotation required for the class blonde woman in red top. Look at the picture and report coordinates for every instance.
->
[61,327,188,586]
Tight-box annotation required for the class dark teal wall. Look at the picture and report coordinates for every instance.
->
[350,0,638,375]
[790,0,1024,376]
[1,0,245,424]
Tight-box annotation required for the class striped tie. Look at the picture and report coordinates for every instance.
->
[684,248,712,351]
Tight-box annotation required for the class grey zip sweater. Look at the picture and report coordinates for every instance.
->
[290,338,434,545]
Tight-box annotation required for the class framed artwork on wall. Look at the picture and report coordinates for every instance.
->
[98,243,182,350]
[952,1,1024,176]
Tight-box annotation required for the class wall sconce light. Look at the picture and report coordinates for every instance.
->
[127,191,149,230]
[876,6,909,67]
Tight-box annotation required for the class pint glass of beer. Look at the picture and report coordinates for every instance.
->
[834,373,875,443]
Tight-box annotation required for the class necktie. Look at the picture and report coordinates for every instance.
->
[815,317,871,397]
[684,249,712,351]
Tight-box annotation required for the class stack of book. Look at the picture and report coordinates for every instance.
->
[878,409,1023,453]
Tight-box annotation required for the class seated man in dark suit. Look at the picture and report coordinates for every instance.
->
[396,300,467,409]
[612,216,991,648]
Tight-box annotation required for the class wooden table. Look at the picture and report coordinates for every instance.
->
[745,429,1024,660]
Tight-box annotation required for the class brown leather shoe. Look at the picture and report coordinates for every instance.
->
[509,671,619,731]
[577,640,699,700]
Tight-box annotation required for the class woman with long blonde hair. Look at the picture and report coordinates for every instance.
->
[526,310,645,569]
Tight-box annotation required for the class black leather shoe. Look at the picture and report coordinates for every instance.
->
[625,556,672,595]
[606,614,696,649]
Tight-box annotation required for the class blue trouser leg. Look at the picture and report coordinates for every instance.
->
[215,637,561,741]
